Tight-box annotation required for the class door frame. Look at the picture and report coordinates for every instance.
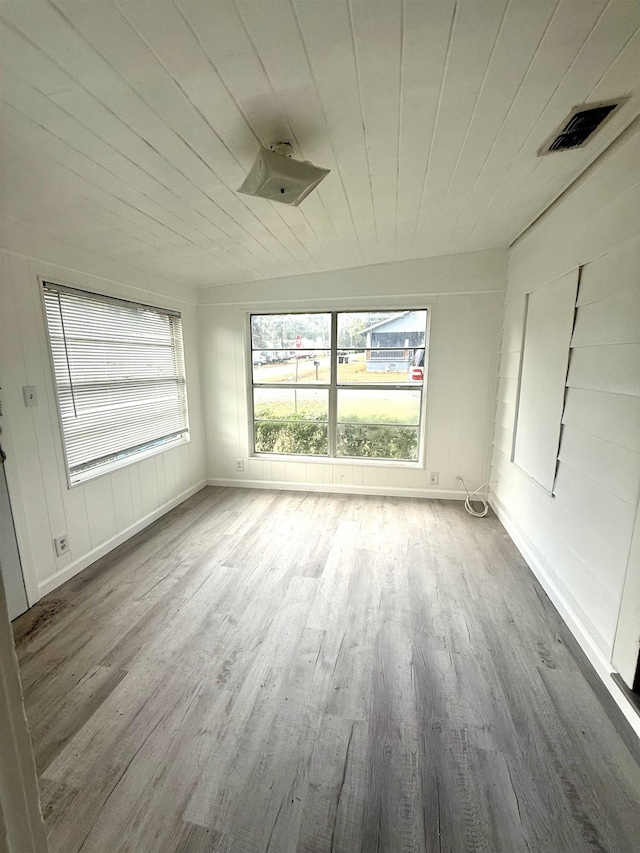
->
[0,423,39,608]
[612,494,640,689]
[0,576,49,852]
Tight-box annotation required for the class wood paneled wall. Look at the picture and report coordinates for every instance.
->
[491,120,640,701]
[0,243,207,601]
[198,250,506,498]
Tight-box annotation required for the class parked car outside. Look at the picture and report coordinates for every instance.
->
[408,348,425,382]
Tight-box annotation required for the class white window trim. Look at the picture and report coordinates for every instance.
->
[247,309,430,467]
[67,434,189,487]
[40,279,190,489]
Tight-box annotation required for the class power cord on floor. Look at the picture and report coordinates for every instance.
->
[457,476,490,518]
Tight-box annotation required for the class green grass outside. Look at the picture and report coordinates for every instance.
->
[254,399,327,421]
[254,396,419,425]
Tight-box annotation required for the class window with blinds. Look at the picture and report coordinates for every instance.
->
[42,282,189,486]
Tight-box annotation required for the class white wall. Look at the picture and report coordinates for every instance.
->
[491,119,639,728]
[198,249,506,498]
[0,228,207,600]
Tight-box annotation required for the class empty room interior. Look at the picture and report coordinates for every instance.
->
[1,1,639,851]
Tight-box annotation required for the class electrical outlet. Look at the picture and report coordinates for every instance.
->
[23,386,38,407]
[54,534,69,557]
[429,471,439,485]
[235,459,244,472]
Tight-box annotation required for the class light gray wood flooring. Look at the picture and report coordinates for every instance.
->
[13,487,640,852]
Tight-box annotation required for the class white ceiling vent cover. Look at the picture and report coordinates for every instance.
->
[238,143,330,206]
[538,98,628,155]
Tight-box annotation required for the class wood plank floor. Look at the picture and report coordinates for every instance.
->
[13,486,640,853]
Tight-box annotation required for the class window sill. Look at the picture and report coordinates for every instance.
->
[68,434,190,488]
[249,453,425,470]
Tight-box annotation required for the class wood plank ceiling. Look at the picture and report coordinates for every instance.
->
[1,0,638,287]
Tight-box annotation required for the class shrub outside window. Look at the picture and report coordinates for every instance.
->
[42,282,189,486]
[250,310,427,461]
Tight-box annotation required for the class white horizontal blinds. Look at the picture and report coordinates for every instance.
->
[43,282,188,481]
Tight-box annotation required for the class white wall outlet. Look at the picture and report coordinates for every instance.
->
[23,386,38,407]
[429,471,439,485]
[235,459,244,472]
[54,534,69,557]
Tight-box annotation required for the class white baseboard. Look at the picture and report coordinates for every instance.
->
[491,492,640,739]
[207,478,476,501]
[37,480,208,598]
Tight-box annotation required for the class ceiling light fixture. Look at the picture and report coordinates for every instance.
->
[237,142,330,206]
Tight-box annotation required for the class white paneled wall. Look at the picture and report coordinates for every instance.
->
[198,250,505,499]
[491,121,640,714]
[0,244,206,599]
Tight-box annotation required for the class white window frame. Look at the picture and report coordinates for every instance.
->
[41,280,190,488]
[248,309,429,466]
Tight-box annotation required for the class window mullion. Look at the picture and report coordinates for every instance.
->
[328,312,338,458]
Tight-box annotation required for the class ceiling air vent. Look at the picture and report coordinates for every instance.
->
[538,98,628,156]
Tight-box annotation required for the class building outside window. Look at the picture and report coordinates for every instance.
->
[250,310,428,461]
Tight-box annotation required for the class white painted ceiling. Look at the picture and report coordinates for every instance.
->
[1,0,638,287]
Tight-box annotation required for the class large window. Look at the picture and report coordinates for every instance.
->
[43,282,189,486]
[250,310,427,461]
